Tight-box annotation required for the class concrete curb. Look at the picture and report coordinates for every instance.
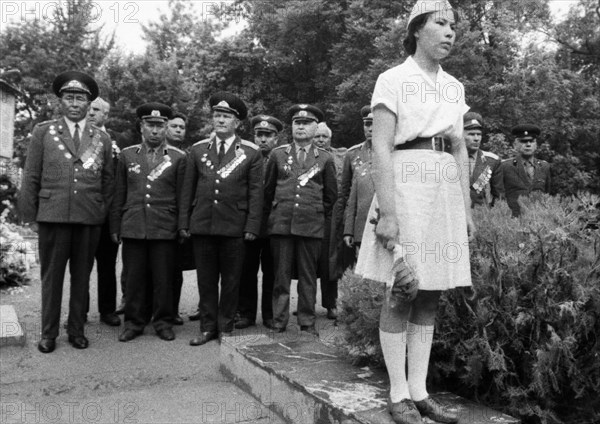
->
[0,304,26,347]
[220,331,520,424]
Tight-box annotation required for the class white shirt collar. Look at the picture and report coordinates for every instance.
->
[405,55,450,87]
[64,117,86,138]
[216,134,236,151]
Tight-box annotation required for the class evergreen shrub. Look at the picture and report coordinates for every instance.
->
[337,193,600,424]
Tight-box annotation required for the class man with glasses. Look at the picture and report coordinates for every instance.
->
[500,124,551,217]
[263,104,338,336]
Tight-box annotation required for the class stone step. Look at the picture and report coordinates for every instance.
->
[0,304,26,347]
[220,331,520,424]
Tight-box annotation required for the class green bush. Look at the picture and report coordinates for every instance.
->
[337,193,600,424]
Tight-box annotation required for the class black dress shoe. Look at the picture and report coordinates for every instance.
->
[173,315,184,326]
[68,335,89,349]
[189,331,218,346]
[387,397,423,424]
[300,325,319,337]
[38,338,56,353]
[414,397,458,424]
[189,310,201,321]
[156,328,175,341]
[119,329,142,342]
[263,318,275,329]
[234,317,255,329]
[326,308,338,320]
[100,313,121,326]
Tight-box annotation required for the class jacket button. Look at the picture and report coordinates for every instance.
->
[146,204,151,208]
[215,189,219,194]
[214,200,218,204]
[295,194,299,198]
[294,203,299,207]
[296,185,300,189]
[145,194,150,198]
[215,179,220,184]
[74,179,78,183]
[73,190,77,194]
[146,184,151,189]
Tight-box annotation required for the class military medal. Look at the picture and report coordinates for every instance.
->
[298,164,320,186]
[58,144,65,150]
[81,137,103,170]
[201,153,207,163]
[206,160,212,166]
[218,153,247,178]
[128,163,141,174]
[148,155,172,181]
[65,152,72,159]
[287,156,293,165]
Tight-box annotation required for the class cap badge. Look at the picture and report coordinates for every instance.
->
[260,121,269,128]
[524,131,528,136]
[298,111,308,117]
[299,104,308,109]
[217,100,230,108]
[65,80,84,90]
[151,110,160,117]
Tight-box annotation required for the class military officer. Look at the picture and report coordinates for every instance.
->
[499,124,551,217]
[313,122,346,320]
[180,92,263,346]
[263,104,338,336]
[165,111,192,326]
[235,114,283,330]
[110,102,186,342]
[463,112,503,207]
[343,158,375,254]
[84,97,125,327]
[337,105,374,267]
[19,71,114,353]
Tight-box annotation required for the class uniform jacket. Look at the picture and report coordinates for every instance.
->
[499,155,551,216]
[470,149,503,207]
[337,141,371,223]
[110,143,186,239]
[344,162,375,243]
[19,117,114,225]
[179,135,263,237]
[263,143,338,239]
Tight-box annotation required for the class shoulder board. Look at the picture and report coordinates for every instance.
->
[482,151,500,160]
[273,144,289,151]
[37,119,57,127]
[166,145,185,154]
[241,139,259,150]
[193,138,211,147]
[316,147,331,153]
[501,157,514,163]
[348,143,362,151]
[91,125,109,136]
[122,144,141,152]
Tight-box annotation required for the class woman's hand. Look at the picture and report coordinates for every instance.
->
[375,214,399,251]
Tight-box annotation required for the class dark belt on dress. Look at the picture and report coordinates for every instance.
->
[394,136,452,153]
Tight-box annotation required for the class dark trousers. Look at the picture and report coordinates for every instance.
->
[238,238,274,322]
[122,238,175,332]
[271,236,321,328]
[318,216,338,309]
[173,238,195,315]
[38,223,101,339]
[92,221,118,314]
[193,235,244,333]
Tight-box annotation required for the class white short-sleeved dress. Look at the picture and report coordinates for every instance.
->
[355,56,472,291]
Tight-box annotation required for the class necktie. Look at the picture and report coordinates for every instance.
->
[73,123,81,151]
[298,147,306,167]
[218,141,226,164]
[526,161,534,181]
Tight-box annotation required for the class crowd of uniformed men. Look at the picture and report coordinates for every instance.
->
[19,71,551,353]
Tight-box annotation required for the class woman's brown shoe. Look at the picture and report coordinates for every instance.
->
[387,397,423,424]
[413,397,458,424]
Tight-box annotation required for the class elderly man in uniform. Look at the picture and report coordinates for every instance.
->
[499,124,551,217]
[110,103,186,342]
[164,111,192,325]
[313,121,346,319]
[180,92,263,346]
[263,104,338,336]
[235,115,283,330]
[19,71,114,353]
[84,97,122,327]
[463,112,503,207]
[337,105,374,266]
